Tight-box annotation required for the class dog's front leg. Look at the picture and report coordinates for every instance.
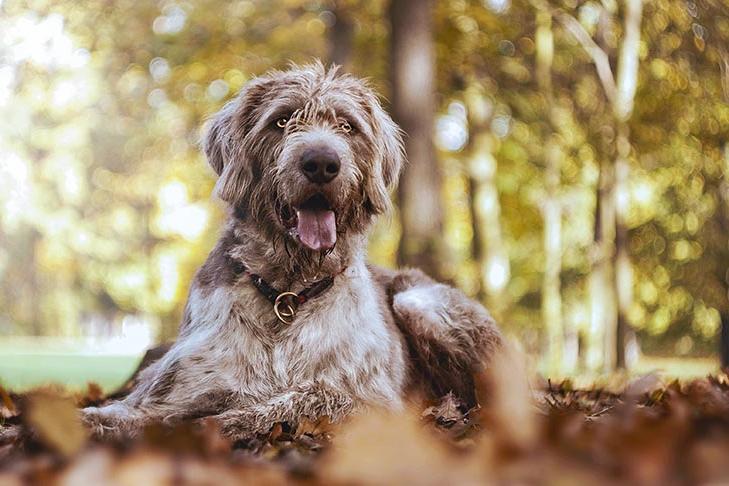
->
[207,385,355,441]
[81,348,232,439]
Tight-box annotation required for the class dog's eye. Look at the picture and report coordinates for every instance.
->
[275,117,289,129]
[339,120,353,134]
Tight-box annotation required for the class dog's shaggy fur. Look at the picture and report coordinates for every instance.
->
[82,63,502,440]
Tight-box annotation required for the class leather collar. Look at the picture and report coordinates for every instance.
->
[232,261,341,324]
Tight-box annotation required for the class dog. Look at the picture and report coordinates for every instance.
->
[82,62,502,440]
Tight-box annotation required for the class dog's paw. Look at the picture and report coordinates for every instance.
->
[293,386,356,421]
[80,403,143,440]
[80,407,111,439]
[201,409,271,443]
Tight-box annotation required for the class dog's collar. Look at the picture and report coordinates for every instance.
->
[232,261,342,324]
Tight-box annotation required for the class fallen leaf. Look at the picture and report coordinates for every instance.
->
[321,408,484,484]
[480,339,538,452]
[0,385,16,418]
[25,391,87,457]
[421,392,464,427]
[624,373,663,399]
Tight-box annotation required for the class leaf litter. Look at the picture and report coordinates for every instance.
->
[2,345,729,485]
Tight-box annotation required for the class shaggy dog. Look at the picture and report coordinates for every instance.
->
[82,63,502,440]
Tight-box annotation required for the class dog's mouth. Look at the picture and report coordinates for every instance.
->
[282,194,337,252]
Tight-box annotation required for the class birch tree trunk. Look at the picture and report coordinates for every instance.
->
[464,85,511,316]
[613,123,633,369]
[470,133,510,317]
[536,10,565,375]
[588,158,617,371]
[543,140,564,373]
[388,0,442,278]
[611,0,642,369]
[558,0,642,371]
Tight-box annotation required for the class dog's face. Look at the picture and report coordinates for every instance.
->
[203,63,404,253]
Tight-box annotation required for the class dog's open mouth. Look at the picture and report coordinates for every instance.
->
[283,194,337,252]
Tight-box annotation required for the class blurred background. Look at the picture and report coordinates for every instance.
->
[0,0,727,390]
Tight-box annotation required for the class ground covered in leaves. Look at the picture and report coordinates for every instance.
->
[2,349,729,485]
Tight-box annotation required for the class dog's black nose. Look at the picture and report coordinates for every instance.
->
[300,147,340,184]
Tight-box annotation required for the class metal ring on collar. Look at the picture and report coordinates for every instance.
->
[273,291,298,324]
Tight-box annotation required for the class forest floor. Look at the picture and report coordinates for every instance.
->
[2,346,729,485]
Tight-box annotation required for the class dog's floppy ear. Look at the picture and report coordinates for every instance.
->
[202,78,271,205]
[202,100,236,176]
[365,97,406,214]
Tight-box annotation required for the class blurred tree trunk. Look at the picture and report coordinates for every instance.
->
[556,7,616,372]
[543,141,564,373]
[463,98,487,303]
[720,146,729,368]
[23,229,42,335]
[588,159,617,371]
[467,170,485,303]
[535,9,564,375]
[611,0,642,370]
[558,0,642,371]
[329,2,354,69]
[463,84,510,318]
[722,314,729,369]
[469,132,510,318]
[613,123,633,369]
[388,0,442,279]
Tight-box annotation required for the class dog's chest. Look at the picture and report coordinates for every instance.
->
[227,266,405,401]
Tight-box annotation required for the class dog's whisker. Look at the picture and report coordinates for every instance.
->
[324,244,335,259]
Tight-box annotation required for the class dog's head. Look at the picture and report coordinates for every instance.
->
[203,62,404,254]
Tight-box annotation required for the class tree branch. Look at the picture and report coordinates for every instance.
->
[555,10,617,105]
[719,47,729,103]
[615,0,643,121]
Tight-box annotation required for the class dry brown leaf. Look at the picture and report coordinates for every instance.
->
[0,473,23,486]
[624,373,663,399]
[112,450,175,486]
[294,416,335,439]
[83,383,105,405]
[142,419,231,457]
[421,392,464,427]
[687,435,729,484]
[481,339,537,452]
[25,391,87,457]
[178,458,290,486]
[56,448,115,486]
[321,409,485,484]
[294,417,318,437]
[269,422,284,442]
[0,424,22,447]
[0,385,16,418]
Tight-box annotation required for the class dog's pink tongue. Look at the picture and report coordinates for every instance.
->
[296,208,336,251]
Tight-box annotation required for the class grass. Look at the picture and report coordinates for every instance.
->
[0,337,143,392]
[633,355,719,380]
[0,354,141,392]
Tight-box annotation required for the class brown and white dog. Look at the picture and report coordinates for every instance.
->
[82,63,501,440]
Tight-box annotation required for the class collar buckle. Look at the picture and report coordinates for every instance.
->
[273,291,298,324]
